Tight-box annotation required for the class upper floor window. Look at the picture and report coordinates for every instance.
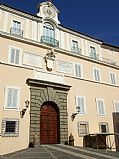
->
[10,20,23,36]
[74,63,83,78]
[109,73,117,85]
[96,98,106,116]
[71,40,80,54]
[76,96,86,115]
[90,46,99,60]
[4,86,20,110]
[41,22,59,47]
[8,46,22,65]
[93,68,101,82]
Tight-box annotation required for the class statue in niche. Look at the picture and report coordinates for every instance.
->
[45,48,56,71]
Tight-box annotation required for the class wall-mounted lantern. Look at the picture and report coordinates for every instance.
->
[20,100,30,118]
[71,106,80,121]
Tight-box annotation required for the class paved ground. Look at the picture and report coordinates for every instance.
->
[1,144,119,159]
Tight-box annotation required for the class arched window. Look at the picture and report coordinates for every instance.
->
[43,22,55,39]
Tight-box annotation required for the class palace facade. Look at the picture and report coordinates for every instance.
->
[0,0,119,155]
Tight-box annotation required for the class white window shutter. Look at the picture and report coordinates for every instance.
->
[10,48,15,63]
[7,88,13,108]
[15,49,20,64]
[77,96,85,114]
[12,89,18,108]
[114,102,119,112]
[75,64,81,78]
[94,69,100,82]
[5,87,19,109]
[97,99,105,116]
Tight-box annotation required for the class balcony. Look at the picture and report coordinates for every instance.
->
[10,27,23,37]
[71,47,81,55]
[90,52,99,60]
[41,36,59,47]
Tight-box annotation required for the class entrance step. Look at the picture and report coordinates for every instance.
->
[2,144,119,159]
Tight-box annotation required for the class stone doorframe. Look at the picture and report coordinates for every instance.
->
[26,78,71,145]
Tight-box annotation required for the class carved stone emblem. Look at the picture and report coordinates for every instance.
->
[45,48,56,71]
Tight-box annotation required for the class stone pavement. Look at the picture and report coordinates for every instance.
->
[1,144,119,159]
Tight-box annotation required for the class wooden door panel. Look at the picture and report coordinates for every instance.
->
[40,104,58,144]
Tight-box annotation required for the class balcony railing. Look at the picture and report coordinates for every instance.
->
[71,47,81,55]
[90,52,99,60]
[10,27,23,37]
[41,36,59,47]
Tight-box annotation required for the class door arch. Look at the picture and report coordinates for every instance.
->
[40,101,60,144]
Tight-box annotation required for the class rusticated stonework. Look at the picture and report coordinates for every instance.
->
[27,78,71,145]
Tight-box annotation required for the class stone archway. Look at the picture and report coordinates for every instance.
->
[27,79,71,145]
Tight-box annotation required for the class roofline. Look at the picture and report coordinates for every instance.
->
[0,2,42,20]
[0,2,119,49]
[102,42,119,50]
[59,24,103,44]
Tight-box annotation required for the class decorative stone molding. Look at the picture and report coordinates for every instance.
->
[27,78,71,145]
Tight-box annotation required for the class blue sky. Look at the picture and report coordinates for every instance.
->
[0,0,119,46]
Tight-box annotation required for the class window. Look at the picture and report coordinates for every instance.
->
[11,20,23,36]
[1,118,19,137]
[96,99,106,116]
[43,22,55,38]
[4,86,20,109]
[42,22,58,47]
[114,101,119,112]
[74,63,83,78]
[76,96,86,114]
[90,46,98,59]
[99,122,109,133]
[71,40,80,54]
[109,73,117,85]
[77,121,89,136]
[8,46,22,65]
[93,68,101,82]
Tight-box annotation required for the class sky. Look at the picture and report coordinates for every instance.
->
[0,0,119,46]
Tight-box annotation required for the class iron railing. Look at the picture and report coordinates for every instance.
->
[90,52,99,60]
[10,27,23,37]
[71,47,81,55]
[41,36,59,47]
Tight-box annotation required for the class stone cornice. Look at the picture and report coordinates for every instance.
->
[27,78,71,91]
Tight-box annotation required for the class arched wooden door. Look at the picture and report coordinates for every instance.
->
[40,104,59,144]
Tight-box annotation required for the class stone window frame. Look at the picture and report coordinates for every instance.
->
[1,118,19,137]
[77,121,89,137]
[99,122,109,133]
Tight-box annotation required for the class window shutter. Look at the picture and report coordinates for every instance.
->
[75,64,81,78]
[12,89,18,108]
[110,73,116,85]
[6,87,19,109]
[15,49,20,64]
[7,88,13,108]
[97,100,105,116]
[10,48,15,63]
[94,69,100,81]
[115,102,119,112]
[77,97,85,114]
